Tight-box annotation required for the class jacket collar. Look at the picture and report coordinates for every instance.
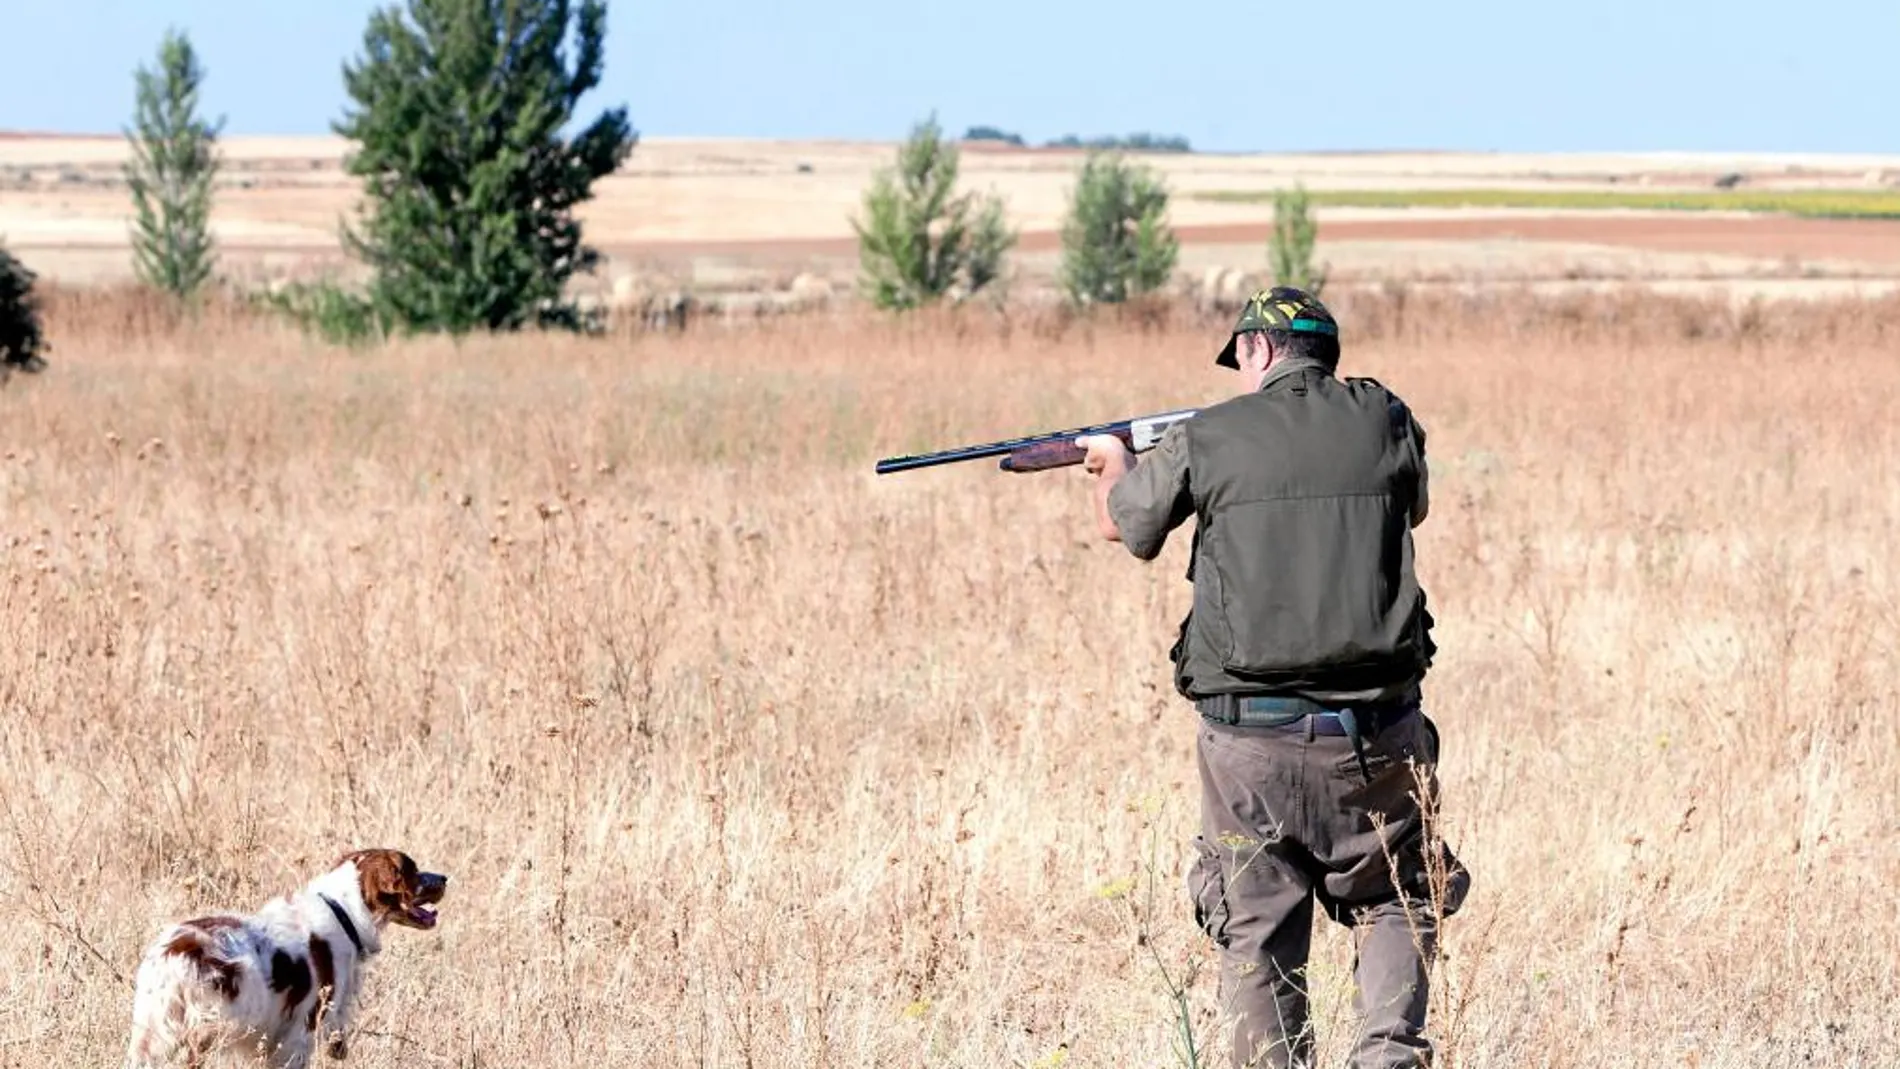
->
[1258,356,1333,392]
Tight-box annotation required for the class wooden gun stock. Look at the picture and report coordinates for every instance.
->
[997,435,1116,472]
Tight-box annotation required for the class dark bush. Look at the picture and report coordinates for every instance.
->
[0,245,48,374]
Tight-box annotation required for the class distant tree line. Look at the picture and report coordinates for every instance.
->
[1044,132,1192,153]
[962,126,1193,154]
[962,126,1025,146]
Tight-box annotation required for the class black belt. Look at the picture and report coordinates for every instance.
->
[1196,692,1417,736]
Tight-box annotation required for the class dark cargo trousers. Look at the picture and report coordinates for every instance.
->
[1188,703,1469,1069]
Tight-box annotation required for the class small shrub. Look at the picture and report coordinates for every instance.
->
[0,244,48,374]
[853,114,1017,311]
[1268,184,1327,295]
[251,280,392,347]
[1057,151,1179,307]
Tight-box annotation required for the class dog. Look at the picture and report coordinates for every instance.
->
[124,849,448,1068]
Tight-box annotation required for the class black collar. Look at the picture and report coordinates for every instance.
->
[319,894,367,955]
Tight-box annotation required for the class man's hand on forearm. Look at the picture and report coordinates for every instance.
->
[1077,422,1189,561]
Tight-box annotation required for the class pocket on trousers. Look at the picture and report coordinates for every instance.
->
[1187,836,1231,947]
[1344,710,1429,779]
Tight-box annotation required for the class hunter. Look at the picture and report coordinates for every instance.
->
[1077,287,1470,1069]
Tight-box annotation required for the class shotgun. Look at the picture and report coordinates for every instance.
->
[875,408,1199,474]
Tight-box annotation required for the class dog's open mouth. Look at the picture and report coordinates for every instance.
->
[402,873,448,929]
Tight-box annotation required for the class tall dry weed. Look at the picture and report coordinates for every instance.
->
[0,288,1896,1067]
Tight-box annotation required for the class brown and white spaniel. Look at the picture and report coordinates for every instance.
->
[124,849,448,1068]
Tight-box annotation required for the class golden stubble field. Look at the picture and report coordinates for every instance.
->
[1,292,1897,1067]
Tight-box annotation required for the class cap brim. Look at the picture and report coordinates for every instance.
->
[1215,334,1238,368]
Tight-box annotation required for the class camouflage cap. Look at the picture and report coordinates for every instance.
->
[1214,286,1339,368]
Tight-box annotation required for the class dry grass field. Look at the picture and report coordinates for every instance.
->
[2,286,1897,1067]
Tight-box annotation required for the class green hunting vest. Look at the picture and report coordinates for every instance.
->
[1171,360,1435,702]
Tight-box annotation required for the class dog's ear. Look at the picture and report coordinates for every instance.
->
[340,849,417,918]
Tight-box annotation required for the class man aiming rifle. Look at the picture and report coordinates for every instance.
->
[1076,287,1471,1069]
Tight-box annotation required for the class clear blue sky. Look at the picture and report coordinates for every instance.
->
[4,0,1897,154]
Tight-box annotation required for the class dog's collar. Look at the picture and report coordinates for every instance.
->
[319,894,367,955]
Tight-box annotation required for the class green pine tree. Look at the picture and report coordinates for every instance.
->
[1268,183,1327,295]
[124,29,222,301]
[333,0,636,335]
[1057,151,1179,306]
[853,114,1016,311]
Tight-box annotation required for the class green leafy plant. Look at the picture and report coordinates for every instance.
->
[1268,184,1327,295]
[853,114,1017,311]
[1057,151,1179,306]
[251,280,393,348]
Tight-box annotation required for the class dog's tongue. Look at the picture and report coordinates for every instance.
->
[411,906,438,928]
